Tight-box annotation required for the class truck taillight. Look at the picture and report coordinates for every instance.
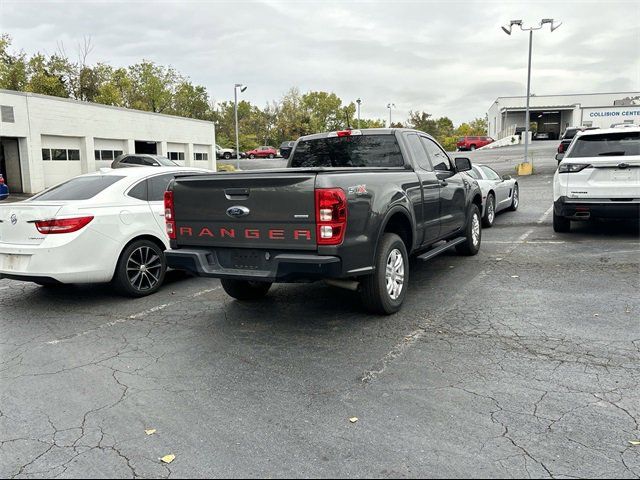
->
[164,190,176,239]
[34,216,94,234]
[315,188,347,245]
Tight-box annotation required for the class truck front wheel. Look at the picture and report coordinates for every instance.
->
[221,279,272,300]
[360,233,408,315]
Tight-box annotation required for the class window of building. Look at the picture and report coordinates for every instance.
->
[94,149,124,161]
[43,148,80,161]
[168,152,185,161]
[42,149,51,161]
[1,105,15,123]
[194,152,208,161]
[68,149,80,161]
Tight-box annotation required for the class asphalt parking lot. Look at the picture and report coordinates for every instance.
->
[2,142,639,478]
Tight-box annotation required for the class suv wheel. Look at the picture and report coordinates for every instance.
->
[113,240,166,297]
[470,145,476,151]
[482,193,495,228]
[553,211,571,233]
[221,279,272,300]
[360,233,408,315]
[224,152,231,160]
[456,204,481,256]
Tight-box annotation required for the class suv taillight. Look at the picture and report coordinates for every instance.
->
[315,188,347,245]
[34,216,94,234]
[164,190,176,239]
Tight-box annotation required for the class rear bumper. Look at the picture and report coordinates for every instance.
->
[166,248,343,282]
[554,197,640,219]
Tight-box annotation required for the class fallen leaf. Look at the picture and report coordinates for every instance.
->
[629,440,640,446]
[511,275,519,278]
[145,429,156,436]
[349,417,358,423]
[160,454,175,464]
[495,257,503,261]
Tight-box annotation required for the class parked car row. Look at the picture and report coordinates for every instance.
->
[0,127,524,315]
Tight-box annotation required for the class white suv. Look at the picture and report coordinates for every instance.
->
[553,127,640,232]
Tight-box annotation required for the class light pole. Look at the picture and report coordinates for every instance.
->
[501,19,561,164]
[234,83,247,169]
[356,98,362,129]
[386,103,395,127]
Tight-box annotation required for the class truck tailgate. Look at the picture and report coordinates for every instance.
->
[172,172,317,250]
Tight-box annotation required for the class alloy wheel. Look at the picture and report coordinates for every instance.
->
[126,246,163,292]
[385,248,405,300]
[472,213,481,246]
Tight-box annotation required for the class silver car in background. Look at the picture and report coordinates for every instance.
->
[466,164,519,227]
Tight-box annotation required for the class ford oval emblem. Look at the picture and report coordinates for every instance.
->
[10,213,17,225]
[226,206,250,218]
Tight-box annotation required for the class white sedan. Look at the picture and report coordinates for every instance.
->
[466,163,519,227]
[0,166,210,296]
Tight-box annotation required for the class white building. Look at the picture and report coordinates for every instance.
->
[487,92,640,140]
[0,89,216,194]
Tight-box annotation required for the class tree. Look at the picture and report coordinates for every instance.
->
[127,61,176,113]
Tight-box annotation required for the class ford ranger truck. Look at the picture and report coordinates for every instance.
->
[165,128,483,314]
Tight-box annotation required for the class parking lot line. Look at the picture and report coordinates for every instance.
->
[45,286,220,345]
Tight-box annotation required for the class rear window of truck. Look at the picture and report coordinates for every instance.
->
[290,134,404,168]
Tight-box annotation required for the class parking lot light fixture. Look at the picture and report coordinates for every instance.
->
[386,103,395,128]
[234,83,247,169]
[356,98,362,129]
[501,19,561,164]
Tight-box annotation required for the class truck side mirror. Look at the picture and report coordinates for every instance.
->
[454,157,472,172]
[281,150,290,159]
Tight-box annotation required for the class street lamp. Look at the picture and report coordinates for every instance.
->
[356,98,362,129]
[386,103,395,127]
[501,19,561,164]
[234,83,247,169]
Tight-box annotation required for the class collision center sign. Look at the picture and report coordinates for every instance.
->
[589,109,640,117]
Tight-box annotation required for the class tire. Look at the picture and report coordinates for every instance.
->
[456,204,481,256]
[249,154,255,159]
[509,183,519,211]
[470,145,476,151]
[553,210,570,233]
[223,152,231,160]
[268,153,275,159]
[221,279,272,300]
[360,233,408,315]
[482,193,495,228]
[112,239,166,297]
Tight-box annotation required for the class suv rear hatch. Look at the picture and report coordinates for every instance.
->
[565,131,640,199]
[172,171,318,250]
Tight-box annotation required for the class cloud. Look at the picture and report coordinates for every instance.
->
[1,0,638,124]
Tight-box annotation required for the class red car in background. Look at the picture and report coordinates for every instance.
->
[245,146,277,159]
[456,136,494,151]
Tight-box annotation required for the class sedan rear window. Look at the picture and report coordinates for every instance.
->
[568,132,640,157]
[31,176,124,201]
[290,134,404,168]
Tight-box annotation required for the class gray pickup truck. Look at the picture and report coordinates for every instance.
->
[165,128,483,314]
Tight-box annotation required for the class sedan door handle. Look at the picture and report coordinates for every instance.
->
[439,180,448,186]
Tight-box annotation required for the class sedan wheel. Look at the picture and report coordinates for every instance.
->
[113,240,166,297]
[509,184,519,211]
[223,152,231,160]
[249,154,255,159]
[482,193,495,228]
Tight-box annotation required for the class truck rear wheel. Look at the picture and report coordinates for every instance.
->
[221,279,272,300]
[360,233,408,315]
[456,204,481,256]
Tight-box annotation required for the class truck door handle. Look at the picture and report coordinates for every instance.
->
[225,188,250,200]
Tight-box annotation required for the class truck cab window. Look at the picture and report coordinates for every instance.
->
[421,137,452,171]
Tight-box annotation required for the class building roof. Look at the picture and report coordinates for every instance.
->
[0,89,215,126]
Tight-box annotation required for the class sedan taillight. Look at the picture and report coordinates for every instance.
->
[34,216,94,234]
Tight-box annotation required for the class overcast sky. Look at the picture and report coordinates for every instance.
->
[1,0,639,124]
